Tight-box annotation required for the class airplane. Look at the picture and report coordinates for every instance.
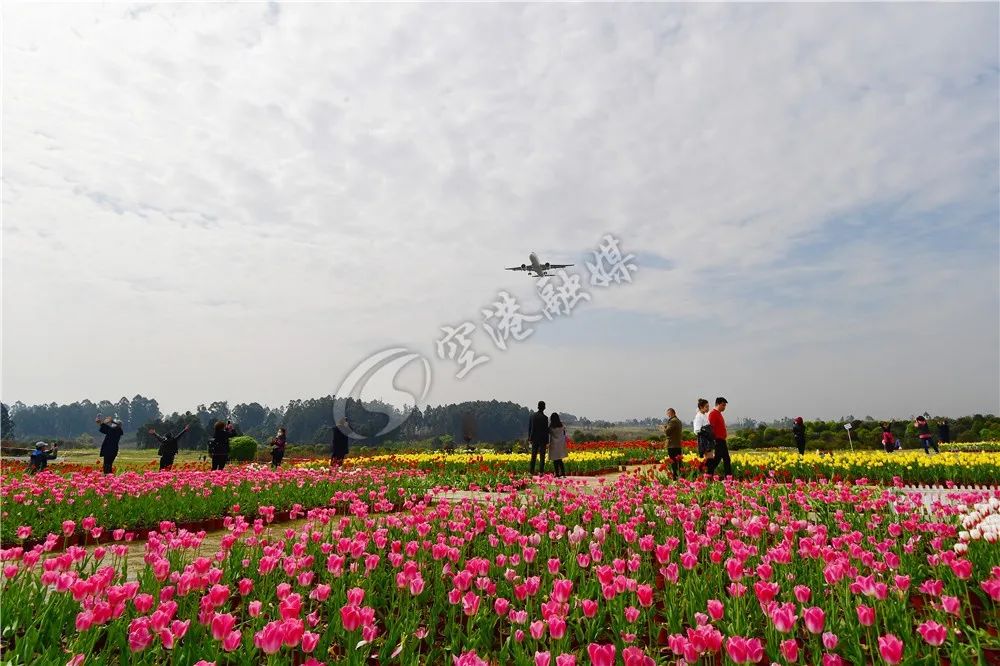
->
[505,252,574,278]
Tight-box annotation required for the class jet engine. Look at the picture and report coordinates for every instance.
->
[521,263,527,269]
[544,262,550,270]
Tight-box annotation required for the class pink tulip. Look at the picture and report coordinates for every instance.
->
[587,643,616,666]
[556,655,577,666]
[530,620,546,640]
[221,630,241,652]
[552,579,574,603]
[822,632,839,650]
[856,604,875,626]
[301,631,320,653]
[793,585,811,603]
[707,599,724,621]
[210,613,236,641]
[917,621,947,646]
[941,595,961,616]
[726,637,749,663]
[622,646,655,666]
[494,597,510,617]
[803,606,825,634]
[254,621,285,655]
[347,587,365,605]
[535,651,551,666]
[340,605,361,632]
[462,592,481,617]
[581,599,598,618]
[780,639,799,662]
[771,604,797,633]
[822,654,845,666]
[877,634,904,665]
[66,655,85,666]
[238,578,253,596]
[453,651,489,666]
[548,616,567,640]
[547,558,561,574]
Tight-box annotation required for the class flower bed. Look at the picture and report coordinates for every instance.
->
[732,450,1000,486]
[0,466,434,547]
[658,450,1000,486]
[1,475,998,665]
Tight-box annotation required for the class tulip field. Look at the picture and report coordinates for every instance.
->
[1,444,999,665]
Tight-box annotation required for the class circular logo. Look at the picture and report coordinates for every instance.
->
[332,347,432,439]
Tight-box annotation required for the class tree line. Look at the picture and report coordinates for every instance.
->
[1,397,542,449]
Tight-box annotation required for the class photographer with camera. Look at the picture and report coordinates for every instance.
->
[208,420,237,471]
[29,441,58,474]
[96,415,124,474]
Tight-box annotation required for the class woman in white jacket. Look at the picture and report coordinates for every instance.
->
[693,398,713,459]
[549,413,568,477]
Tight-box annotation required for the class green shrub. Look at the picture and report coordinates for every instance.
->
[229,435,259,462]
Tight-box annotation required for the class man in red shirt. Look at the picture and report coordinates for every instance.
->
[706,397,732,478]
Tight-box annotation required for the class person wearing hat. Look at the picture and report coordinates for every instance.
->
[331,417,350,467]
[706,397,732,478]
[29,441,58,473]
[96,416,124,474]
[792,417,807,456]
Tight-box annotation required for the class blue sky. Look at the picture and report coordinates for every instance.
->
[2,3,998,422]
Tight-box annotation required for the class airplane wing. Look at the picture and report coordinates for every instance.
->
[505,266,530,271]
[547,264,573,269]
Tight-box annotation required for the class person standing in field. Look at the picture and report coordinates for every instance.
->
[915,415,939,454]
[527,400,549,476]
[548,413,568,478]
[706,397,732,478]
[209,420,236,471]
[664,407,683,479]
[331,418,350,467]
[937,419,951,446]
[792,417,807,455]
[96,416,124,474]
[880,420,899,452]
[149,424,190,470]
[693,398,713,461]
[269,427,287,468]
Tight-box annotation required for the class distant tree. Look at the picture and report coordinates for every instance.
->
[1,403,14,439]
[232,402,268,433]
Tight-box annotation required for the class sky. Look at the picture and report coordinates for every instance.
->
[2,3,998,423]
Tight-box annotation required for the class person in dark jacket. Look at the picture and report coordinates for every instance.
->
[29,441,58,473]
[792,417,807,455]
[331,418,350,466]
[527,401,549,476]
[96,416,124,474]
[270,427,287,468]
[209,421,236,471]
[915,415,938,454]
[149,424,190,470]
[937,419,951,446]
[664,408,683,480]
